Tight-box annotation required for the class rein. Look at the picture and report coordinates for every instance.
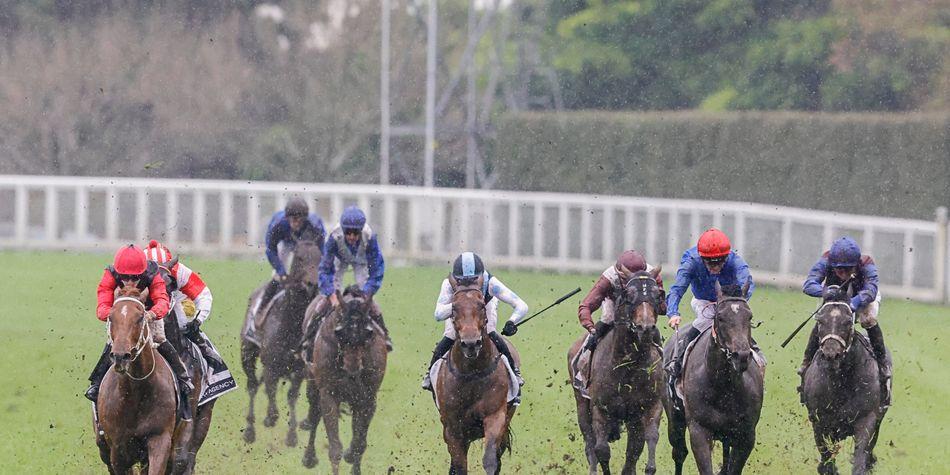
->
[111,297,157,381]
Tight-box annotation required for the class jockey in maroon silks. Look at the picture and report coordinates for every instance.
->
[85,244,195,420]
[577,249,667,352]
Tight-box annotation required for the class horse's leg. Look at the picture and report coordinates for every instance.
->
[285,370,303,447]
[145,433,173,475]
[575,395,599,475]
[181,400,215,474]
[665,407,688,475]
[322,396,343,475]
[109,446,133,475]
[642,403,662,475]
[865,415,885,472]
[687,422,715,475]
[262,366,280,427]
[851,413,878,475]
[345,398,377,473]
[241,342,260,443]
[725,434,755,475]
[302,380,322,469]
[718,439,731,475]
[813,428,838,475]
[443,428,469,475]
[482,409,508,475]
[591,407,613,475]
[621,417,646,475]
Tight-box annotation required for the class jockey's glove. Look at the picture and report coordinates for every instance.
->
[501,320,518,336]
[145,310,157,321]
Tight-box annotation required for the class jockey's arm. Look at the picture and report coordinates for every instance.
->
[665,251,695,318]
[489,276,529,324]
[434,279,453,321]
[265,217,287,276]
[177,263,213,324]
[578,276,611,331]
[317,238,339,297]
[852,257,880,310]
[309,214,327,249]
[362,235,385,296]
[802,257,828,298]
[96,270,117,321]
[732,253,755,299]
[146,274,171,319]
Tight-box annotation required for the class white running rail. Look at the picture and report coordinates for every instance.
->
[1,175,947,303]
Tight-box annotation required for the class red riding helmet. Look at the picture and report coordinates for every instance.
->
[114,244,148,275]
[697,228,731,258]
[143,239,173,265]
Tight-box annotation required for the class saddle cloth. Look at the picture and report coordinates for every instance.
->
[186,334,238,406]
[430,355,520,409]
[673,326,767,402]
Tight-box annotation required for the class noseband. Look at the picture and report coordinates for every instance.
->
[816,301,855,352]
[111,297,156,381]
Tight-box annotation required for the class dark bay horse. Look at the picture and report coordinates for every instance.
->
[96,284,177,474]
[662,281,764,475]
[568,268,665,475]
[241,238,321,447]
[803,285,887,475]
[302,286,388,474]
[435,274,520,475]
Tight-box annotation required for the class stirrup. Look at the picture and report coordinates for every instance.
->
[85,384,99,402]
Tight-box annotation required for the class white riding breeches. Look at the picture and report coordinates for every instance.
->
[599,299,617,324]
[443,298,499,339]
[690,298,717,332]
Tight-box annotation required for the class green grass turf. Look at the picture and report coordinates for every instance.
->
[0,251,947,474]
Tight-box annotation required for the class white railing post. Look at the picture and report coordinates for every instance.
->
[779,217,793,285]
[75,186,88,243]
[409,197,420,256]
[383,195,396,252]
[602,205,613,261]
[106,189,118,243]
[221,191,234,248]
[508,201,520,259]
[623,207,635,251]
[902,230,914,291]
[193,191,206,247]
[432,197,445,255]
[135,188,148,242]
[580,205,591,262]
[14,185,28,244]
[166,190,179,244]
[246,192,259,248]
[485,201,496,259]
[936,207,948,303]
[44,186,57,242]
[667,211,678,266]
[558,203,568,264]
[533,202,543,264]
[646,207,657,265]
[735,211,746,254]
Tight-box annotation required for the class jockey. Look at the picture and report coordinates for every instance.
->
[86,244,195,420]
[301,206,391,357]
[255,197,326,318]
[800,236,890,379]
[143,240,224,371]
[665,228,754,392]
[422,252,529,391]
[578,249,667,352]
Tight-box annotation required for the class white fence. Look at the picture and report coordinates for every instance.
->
[1,174,947,303]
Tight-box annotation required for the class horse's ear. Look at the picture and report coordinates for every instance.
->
[649,265,662,280]
[741,279,751,300]
[448,273,459,291]
[715,280,723,301]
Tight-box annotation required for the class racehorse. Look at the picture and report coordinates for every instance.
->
[240,237,322,447]
[302,286,388,474]
[568,268,664,475]
[662,281,764,475]
[95,283,177,474]
[435,274,519,475]
[802,285,888,474]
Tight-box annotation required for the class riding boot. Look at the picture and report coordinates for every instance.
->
[85,343,112,402]
[156,341,194,421]
[370,309,394,352]
[300,298,331,363]
[797,325,820,404]
[186,331,225,373]
[257,278,282,317]
[422,337,455,391]
[489,331,523,387]
[668,326,700,411]
[583,321,613,353]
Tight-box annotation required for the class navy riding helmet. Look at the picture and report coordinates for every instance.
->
[829,236,861,268]
[340,206,366,231]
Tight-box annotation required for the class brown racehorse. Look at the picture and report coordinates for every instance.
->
[435,274,519,475]
[241,237,321,447]
[95,283,177,474]
[568,268,664,475]
[302,285,388,474]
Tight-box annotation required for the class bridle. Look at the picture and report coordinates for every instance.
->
[816,301,855,353]
[616,274,659,332]
[111,296,156,381]
[711,296,752,362]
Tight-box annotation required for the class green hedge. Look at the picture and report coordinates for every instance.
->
[494,111,950,220]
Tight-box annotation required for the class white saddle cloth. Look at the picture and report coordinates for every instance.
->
[430,355,520,409]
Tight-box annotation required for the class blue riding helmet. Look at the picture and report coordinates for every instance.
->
[829,237,861,268]
[340,206,366,231]
[452,252,484,281]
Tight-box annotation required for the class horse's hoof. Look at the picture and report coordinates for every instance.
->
[350,464,361,475]
[343,448,355,464]
[263,414,278,427]
[286,430,298,447]
[303,447,318,468]
[243,426,256,444]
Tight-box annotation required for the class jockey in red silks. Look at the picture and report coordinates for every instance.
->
[86,244,194,420]
[143,240,227,373]
[578,249,667,352]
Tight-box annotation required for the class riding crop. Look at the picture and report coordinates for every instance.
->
[515,287,582,327]
[781,276,854,348]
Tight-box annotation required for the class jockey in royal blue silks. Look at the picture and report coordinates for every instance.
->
[799,236,890,381]
[664,228,756,406]
[299,206,391,357]
[254,197,326,318]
